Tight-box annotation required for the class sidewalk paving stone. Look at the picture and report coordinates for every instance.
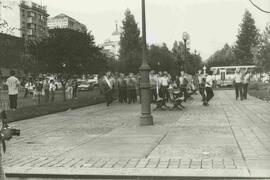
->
[3,90,270,178]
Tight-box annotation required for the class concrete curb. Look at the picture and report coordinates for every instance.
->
[5,166,263,179]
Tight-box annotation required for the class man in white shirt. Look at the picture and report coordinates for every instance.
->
[179,70,188,102]
[197,70,206,102]
[160,72,170,102]
[6,71,20,111]
[233,68,244,100]
[204,71,214,106]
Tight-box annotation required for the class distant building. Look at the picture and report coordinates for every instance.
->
[48,13,87,33]
[0,0,49,41]
[102,23,121,60]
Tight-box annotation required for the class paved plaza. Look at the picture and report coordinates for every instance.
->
[3,90,270,179]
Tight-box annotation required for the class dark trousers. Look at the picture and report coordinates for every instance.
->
[37,91,42,104]
[50,91,55,102]
[205,87,214,102]
[44,89,49,103]
[105,90,113,106]
[151,88,157,102]
[235,83,243,100]
[160,86,170,102]
[24,89,29,98]
[127,89,137,103]
[199,87,206,102]
[180,87,188,102]
[73,88,77,98]
[242,83,248,99]
[118,87,127,103]
[9,94,18,109]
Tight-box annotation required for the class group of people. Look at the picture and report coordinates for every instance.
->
[233,68,251,101]
[98,69,216,107]
[4,70,80,110]
[98,72,140,106]
[24,78,58,104]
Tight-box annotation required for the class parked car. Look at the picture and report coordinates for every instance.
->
[78,81,93,91]
[87,75,98,87]
[55,81,62,90]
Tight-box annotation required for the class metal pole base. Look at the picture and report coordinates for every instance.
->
[140,114,153,126]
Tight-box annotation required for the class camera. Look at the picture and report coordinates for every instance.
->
[1,110,20,137]
[10,128,20,136]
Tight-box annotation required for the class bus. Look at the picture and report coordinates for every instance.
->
[210,65,256,87]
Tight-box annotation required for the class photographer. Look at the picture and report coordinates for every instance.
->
[0,110,20,180]
[0,110,10,180]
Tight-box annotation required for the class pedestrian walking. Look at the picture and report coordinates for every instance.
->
[179,70,188,102]
[32,87,38,105]
[99,73,113,106]
[198,70,206,102]
[233,68,244,101]
[35,79,43,104]
[204,71,214,106]
[66,80,73,100]
[242,71,251,100]
[43,79,50,103]
[72,79,78,99]
[5,71,20,111]
[24,80,31,98]
[117,74,127,103]
[49,80,56,103]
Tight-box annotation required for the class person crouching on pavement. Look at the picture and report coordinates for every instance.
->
[204,71,214,106]
[99,72,113,106]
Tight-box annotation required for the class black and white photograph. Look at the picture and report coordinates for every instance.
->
[0,0,270,179]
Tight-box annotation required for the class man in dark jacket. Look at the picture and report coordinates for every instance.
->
[99,73,113,106]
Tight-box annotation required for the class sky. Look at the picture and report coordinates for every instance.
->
[37,0,270,60]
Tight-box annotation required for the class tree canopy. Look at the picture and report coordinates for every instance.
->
[29,28,107,100]
[234,10,259,65]
[119,9,142,73]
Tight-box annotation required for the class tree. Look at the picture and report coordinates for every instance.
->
[171,41,202,75]
[119,9,142,73]
[255,26,270,71]
[29,28,107,101]
[206,44,236,67]
[234,10,259,65]
[148,43,175,74]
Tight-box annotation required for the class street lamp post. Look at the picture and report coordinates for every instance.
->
[139,0,153,126]
[182,32,190,73]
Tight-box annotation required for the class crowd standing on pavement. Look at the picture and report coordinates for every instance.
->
[2,68,270,111]
[98,69,217,108]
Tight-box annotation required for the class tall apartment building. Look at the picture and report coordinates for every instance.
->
[48,13,87,33]
[0,0,49,41]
